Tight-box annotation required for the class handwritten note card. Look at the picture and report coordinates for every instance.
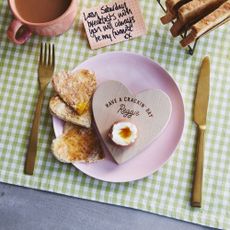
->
[82,0,146,49]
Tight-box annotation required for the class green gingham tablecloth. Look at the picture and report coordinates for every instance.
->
[0,0,229,229]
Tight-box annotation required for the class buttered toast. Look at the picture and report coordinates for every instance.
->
[49,95,91,128]
[51,122,104,163]
[52,69,96,115]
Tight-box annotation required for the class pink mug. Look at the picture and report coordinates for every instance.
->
[7,0,77,44]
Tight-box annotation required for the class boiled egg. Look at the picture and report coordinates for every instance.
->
[109,121,138,146]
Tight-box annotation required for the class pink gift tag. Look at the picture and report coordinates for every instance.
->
[82,0,147,49]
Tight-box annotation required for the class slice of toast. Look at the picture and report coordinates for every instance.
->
[170,0,227,37]
[51,122,104,163]
[52,69,97,115]
[178,0,226,23]
[161,0,183,24]
[180,0,230,47]
[49,95,91,128]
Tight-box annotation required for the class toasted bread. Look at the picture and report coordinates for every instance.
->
[161,0,193,24]
[52,69,96,115]
[49,95,91,128]
[51,123,104,163]
[180,0,230,47]
[161,0,182,24]
[178,0,226,23]
[170,0,227,37]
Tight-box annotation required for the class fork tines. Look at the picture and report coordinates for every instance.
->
[39,43,55,67]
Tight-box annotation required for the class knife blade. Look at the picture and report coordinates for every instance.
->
[194,56,210,127]
[191,56,210,208]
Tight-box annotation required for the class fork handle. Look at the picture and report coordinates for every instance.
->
[24,89,46,175]
[191,126,205,207]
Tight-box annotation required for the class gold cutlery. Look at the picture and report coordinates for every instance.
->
[24,43,55,175]
[191,56,210,207]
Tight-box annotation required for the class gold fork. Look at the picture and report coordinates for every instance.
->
[24,43,55,175]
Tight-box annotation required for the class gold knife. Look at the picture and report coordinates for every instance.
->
[191,56,210,208]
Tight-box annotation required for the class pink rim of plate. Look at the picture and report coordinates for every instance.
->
[52,52,185,183]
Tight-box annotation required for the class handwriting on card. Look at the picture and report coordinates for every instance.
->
[82,0,146,49]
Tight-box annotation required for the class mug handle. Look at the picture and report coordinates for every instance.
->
[7,19,32,45]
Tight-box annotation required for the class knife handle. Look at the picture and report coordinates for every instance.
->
[191,126,205,208]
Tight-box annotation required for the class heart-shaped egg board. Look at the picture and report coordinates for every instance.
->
[92,80,172,164]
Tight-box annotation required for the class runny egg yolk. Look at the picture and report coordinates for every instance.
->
[119,127,132,139]
[110,121,138,146]
[76,102,88,115]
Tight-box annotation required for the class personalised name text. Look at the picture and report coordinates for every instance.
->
[105,96,154,118]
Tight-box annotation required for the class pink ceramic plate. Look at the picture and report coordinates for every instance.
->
[52,52,184,182]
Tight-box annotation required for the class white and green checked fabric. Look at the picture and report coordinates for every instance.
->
[0,1,229,229]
